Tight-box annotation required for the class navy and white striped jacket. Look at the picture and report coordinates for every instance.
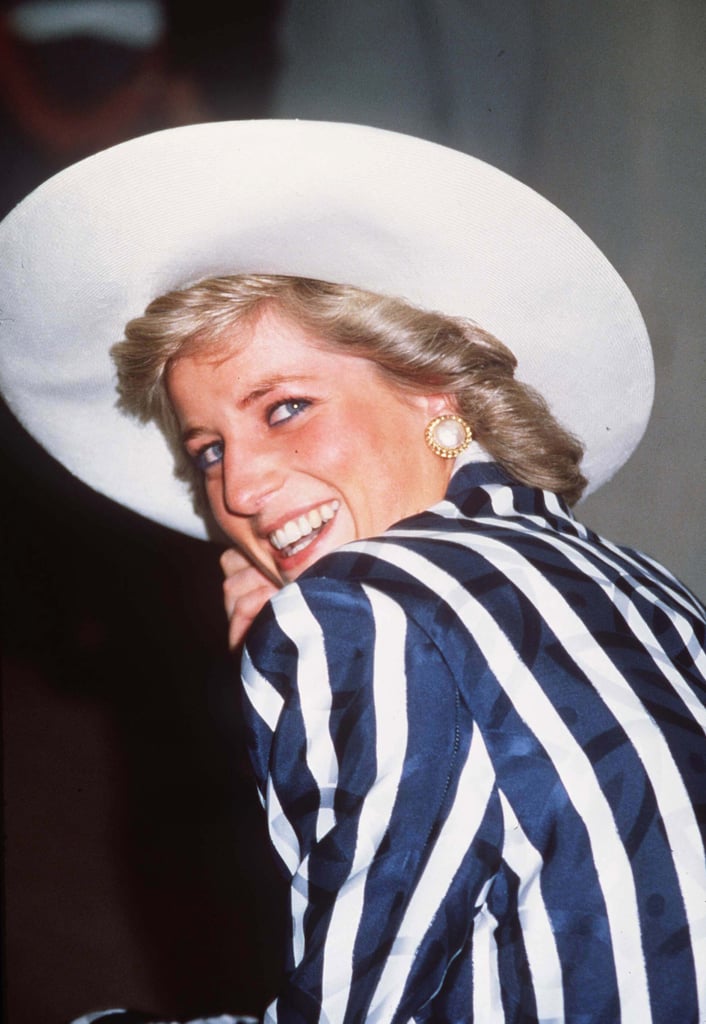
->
[241,462,706,1024]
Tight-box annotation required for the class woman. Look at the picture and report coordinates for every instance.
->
[1,121,705,1023]
[114,274,586,641]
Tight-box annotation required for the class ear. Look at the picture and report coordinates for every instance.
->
[408,392,458,418]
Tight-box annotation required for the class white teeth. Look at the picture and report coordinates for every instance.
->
[284,520,300,543]
[269,500,340,553]
[297,515,313,536]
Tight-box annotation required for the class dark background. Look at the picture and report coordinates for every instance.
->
[2,3,704,1022]
[1,3,287,1021]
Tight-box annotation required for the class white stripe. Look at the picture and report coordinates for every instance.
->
[607,540,706,620]
[423,521,706,973]
[368,727,497,1022]
[262,585,341,975]
[266,777,300,877]
[402,519,706,1015]
[272,585,340,845]
[242,627,302,877]
[500,792,565,1022]
[542,488,590,535]
[614,587,706,729]
[472,904,504,1023]
[353,539,654,1021]
[395,508,706,720]
[435,483,703,623]
[241,647,284,733]
[319,587,409,1023]
[290,867,308,969]
[386,521,706,749]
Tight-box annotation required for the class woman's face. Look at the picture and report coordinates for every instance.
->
[166,305,455,584]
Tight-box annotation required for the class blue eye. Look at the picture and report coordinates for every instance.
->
[194,440,224,472]
[268,398,311,426]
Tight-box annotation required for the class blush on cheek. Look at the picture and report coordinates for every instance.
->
[299,430,354,476]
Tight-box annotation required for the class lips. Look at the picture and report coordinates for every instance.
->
[269,500,340,556]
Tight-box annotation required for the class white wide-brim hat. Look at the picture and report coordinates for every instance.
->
[0,119,653,540]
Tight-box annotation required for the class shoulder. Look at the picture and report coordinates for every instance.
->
[241,558,472,717]
[248,524,478,654]
[244,571,429,675]
[243,513,541,674]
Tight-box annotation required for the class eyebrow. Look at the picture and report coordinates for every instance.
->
[238,373,313,410]
[181,425,214,444]
[179,373,316,444]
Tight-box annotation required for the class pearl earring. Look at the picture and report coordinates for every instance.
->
[424,413,473,458]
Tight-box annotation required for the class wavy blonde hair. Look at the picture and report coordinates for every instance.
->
[112,274,586,505]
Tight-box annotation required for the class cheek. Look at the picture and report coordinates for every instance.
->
[203,475,222,509]
[203,477,239,534]
[292,420,353,474]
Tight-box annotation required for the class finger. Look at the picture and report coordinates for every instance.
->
[220,546,252,577]
[221,546,283,589]
[222,565,277,618]
[228,583,277,650]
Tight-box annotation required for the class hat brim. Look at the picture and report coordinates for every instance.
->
[0,119,653,539]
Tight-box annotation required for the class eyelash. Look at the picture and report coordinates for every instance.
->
[192,398,311,472]
[194,441,224,473]
[267,397,311,426]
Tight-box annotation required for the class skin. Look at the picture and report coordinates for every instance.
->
[166,305,456,648]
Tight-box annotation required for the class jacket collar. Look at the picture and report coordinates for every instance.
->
[441,459,576,530]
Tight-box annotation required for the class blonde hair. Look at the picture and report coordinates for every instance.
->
[112,274,587,505]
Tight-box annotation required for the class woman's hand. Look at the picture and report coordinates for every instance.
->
[220,548,280,650]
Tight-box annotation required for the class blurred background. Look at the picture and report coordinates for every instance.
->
[2,2,704,1021]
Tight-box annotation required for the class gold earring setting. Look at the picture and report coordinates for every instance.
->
[424,414,473,458]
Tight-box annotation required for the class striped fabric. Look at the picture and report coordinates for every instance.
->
[241,463,706,1024]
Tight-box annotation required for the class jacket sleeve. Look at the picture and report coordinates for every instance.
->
[241,577,502,1024]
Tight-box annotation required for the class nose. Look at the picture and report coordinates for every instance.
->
[220,443,284,517]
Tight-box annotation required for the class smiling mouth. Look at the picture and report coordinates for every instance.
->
[269,500,340,558]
